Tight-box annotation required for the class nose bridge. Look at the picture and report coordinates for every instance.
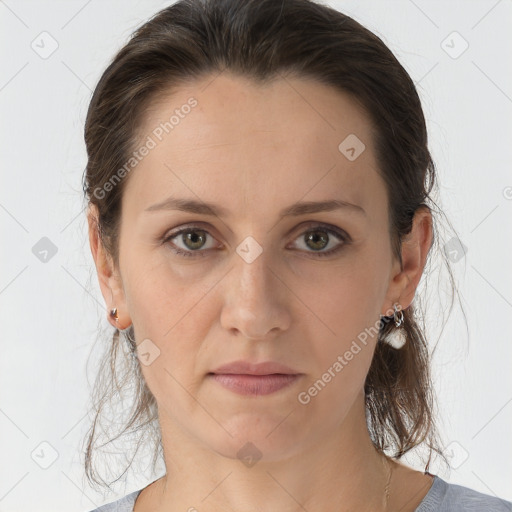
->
[220,237,291,338]
[234,238,274,303]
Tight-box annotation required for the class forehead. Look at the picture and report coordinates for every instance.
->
[139,72,374,152]
[125,72,385,220]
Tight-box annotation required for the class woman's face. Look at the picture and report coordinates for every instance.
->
[101,73,410,461]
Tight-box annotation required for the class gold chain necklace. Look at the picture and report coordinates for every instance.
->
[383,456,393,511]
[384,456,393,512]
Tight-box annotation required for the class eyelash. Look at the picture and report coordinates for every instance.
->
[162,223,350,259]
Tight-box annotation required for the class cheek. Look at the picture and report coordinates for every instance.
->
[122,257,217,384]
[293,276,380,428]
[294,253,384,337]
[290,250,385,389]
[302,280,379,384]
[127,276,213,421]
[123,250,211,334]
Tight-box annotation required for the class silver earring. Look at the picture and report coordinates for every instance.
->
[378,303,406,349]
[393,303,404,328]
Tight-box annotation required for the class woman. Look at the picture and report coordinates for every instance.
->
[82,0,512,511]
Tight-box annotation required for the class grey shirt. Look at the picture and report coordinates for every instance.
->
[89,474,512,511]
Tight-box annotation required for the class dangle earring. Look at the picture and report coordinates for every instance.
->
[390,302,406,349]
[379,302,406,349]
[393,303,404,328]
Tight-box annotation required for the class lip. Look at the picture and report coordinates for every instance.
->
[209,373,302,396]
[210,360,299,375]
[208,361,302,396]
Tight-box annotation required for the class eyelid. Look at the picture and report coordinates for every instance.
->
[290,220,350,239]
[162,221,220,243]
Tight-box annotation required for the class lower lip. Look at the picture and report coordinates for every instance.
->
[209,373,302,396]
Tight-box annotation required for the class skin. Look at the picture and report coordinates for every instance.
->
[88,72,435,512]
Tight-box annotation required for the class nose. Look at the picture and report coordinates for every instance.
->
[220,248,292,340]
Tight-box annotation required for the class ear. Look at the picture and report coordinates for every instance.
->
[381,206,433,316]
[87,204,131,330]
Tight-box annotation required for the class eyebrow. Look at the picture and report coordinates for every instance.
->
[144,196,366,218]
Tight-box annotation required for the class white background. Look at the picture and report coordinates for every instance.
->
[1,0,511,510]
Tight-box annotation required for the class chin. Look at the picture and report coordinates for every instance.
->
[203,413,309,464]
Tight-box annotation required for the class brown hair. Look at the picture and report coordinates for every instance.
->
[82,0,465,491]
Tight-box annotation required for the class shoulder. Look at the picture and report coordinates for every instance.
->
[87,489,142,512]
[416,474,512,512]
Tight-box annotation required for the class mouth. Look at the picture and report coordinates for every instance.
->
[207,373,302,396]
[208,360,303,396]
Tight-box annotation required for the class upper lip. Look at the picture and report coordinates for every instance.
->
[210,360,300,375]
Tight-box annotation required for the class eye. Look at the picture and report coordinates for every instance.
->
[163,226,218,258]
[162,223,349,258]
[288,223,349,258]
